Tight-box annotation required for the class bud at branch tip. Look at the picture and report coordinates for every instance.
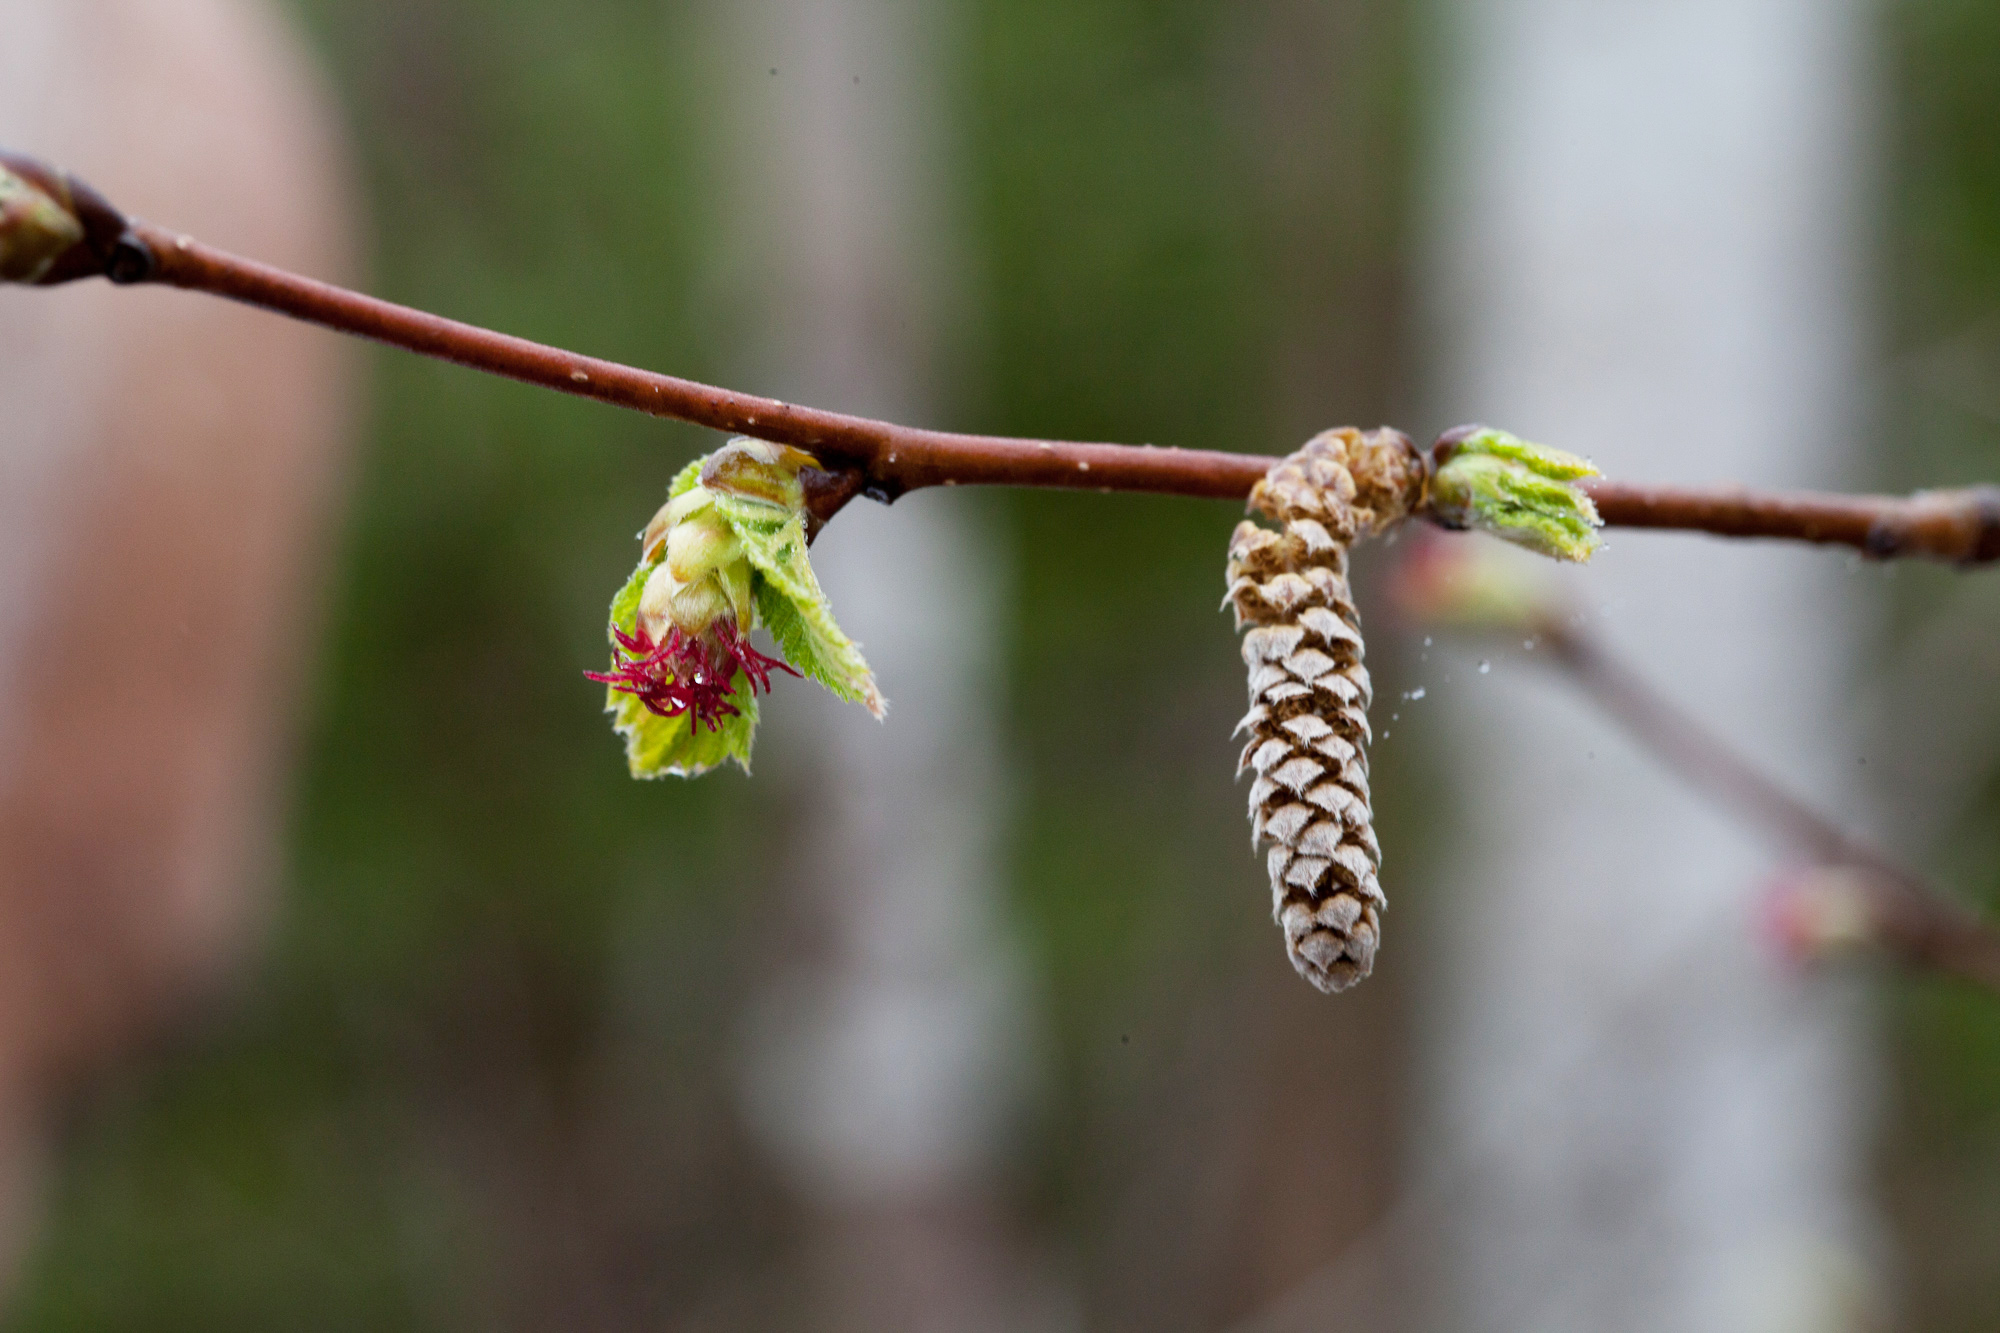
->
[0,163,83,284]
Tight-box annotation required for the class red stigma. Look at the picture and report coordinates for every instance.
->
[587,621,798,731]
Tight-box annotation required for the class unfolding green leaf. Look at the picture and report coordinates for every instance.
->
[595,443,883,780]
[1447,426,1596,480]
[719,496,885,718]
[1432,428,1603,563]
[667,457,703,501]
[609,681,758,779]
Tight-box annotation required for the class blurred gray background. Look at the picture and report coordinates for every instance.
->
[0,1,1996,1329]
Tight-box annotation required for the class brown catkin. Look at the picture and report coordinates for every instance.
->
[1227,428,1427,992]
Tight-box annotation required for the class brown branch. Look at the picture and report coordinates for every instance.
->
[6,149,1997,563]
[1584,480,2000,566]
[130,222,1273,507]
[1535,616,2000,993]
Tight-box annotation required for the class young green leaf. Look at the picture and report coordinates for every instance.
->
[720,497,886,718]
[609,677,759,778]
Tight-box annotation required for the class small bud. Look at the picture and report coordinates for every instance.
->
[0,164,84,284]
[639,563,731,639]
[1430,426,1602,562]
[665,510,743,587]
[1389,529,1552,632]
[1757,865,1879,968]
[715,556,755,629]
[700,438,819,510]
[642,486,714,559]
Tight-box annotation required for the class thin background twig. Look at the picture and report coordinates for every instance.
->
[1531,613,2000,993]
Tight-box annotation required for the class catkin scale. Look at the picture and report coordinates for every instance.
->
[1228,428,1426,992]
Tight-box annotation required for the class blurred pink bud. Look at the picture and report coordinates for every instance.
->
[1757,865,1879,969]
[1388,528,1551,630]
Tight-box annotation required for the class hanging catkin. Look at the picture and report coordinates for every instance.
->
[1227,428,1427,992]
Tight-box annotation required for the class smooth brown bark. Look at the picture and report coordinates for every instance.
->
[136,225,2000,562]
[7,148,1997,563]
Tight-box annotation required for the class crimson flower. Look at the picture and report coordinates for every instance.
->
[588,621,797,732]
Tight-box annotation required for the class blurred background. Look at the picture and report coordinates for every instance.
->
[0,0,1996,1329]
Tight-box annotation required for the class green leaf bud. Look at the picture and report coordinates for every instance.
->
[1442,425,1596,479]
[1430,426,1603,562]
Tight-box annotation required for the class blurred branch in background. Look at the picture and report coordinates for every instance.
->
[1415,4,1884,1325]
[1396,532,2000,995]
[1222,872,1808,1333]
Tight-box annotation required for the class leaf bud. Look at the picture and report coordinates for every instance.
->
[1430,425,1603,562]
[0,164,84,284]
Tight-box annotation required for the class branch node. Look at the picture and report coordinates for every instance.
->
[105,232,156,285]
[1862,516,1905,560]
[799,466,867,543]
[1968,486,2000,567]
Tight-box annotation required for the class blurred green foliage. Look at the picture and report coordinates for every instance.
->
[14,2,784,1327]
[1880,3,2000,1328]
[29,0,2000,1327]
[8,2,1414,1329]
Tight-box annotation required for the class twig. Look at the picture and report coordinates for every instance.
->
[1583,480,2000,566]
[1535,616,2000,993]
[6,149,1998,562]
[131,223,1268,505]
